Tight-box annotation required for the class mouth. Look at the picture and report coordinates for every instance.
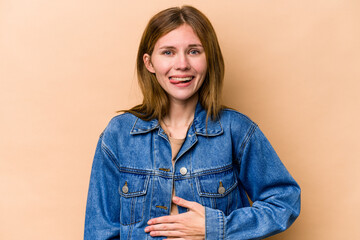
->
[169,76,194,84]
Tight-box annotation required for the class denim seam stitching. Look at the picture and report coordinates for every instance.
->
[130,118,160,134]
[120,204,143,226]
[174,136,198,162]
[195,164,233,176]
[118,175,150,197]
[222,108,254,123]
[237,123,258,162]
[221,210,225,240]
[118,167,153,175]
[148,132,156,229]
[117,164,235,179]
[101,141,121,172]
[195,177,238,197]
[195,119,224,137]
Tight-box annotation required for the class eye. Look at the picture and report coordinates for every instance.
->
[189,49,201,55]
[162,50,173,56]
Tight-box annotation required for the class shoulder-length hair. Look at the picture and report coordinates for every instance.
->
[125,5,225,121]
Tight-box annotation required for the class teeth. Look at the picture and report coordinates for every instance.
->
[171,77,193,81]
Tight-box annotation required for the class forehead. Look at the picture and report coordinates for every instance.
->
[154,24,202,48]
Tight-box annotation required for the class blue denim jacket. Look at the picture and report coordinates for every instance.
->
[84,103,301,239]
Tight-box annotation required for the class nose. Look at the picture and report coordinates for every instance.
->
[174,53,190,70]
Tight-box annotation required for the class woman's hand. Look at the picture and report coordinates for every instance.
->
[145,196,205,240]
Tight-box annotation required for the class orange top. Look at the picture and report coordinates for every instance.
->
[160,123,186,215]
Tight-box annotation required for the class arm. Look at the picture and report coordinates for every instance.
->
[206,126,301,239]
[84,134,120,239]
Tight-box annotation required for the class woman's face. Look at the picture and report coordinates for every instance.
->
[144,24,207,104]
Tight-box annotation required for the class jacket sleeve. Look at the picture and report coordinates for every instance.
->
[84,134,120,239]
[205,125,301,240]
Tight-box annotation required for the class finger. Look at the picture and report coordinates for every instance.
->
[147,215,180,225]
[172,196,200,210]
[150,230,185,237]
[145,223,183,232]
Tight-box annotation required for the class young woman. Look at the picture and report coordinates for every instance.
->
[85,6,301,240]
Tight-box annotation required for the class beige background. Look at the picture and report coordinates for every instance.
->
[1,0,359,239]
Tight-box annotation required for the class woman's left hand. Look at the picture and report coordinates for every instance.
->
[145,196,205,240]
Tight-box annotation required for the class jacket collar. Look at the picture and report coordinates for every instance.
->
[130,102,223,136]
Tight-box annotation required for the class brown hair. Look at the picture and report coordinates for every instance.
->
[125,5,225,121]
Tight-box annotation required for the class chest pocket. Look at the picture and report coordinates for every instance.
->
[195,167,239,215]
[119,171,150,225]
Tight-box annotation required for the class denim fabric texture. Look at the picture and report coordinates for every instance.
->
[84,103,301,239]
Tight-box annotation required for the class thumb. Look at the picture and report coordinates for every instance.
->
[172,196,197,210]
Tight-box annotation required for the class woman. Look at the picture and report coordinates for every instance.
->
[85,5,300,240]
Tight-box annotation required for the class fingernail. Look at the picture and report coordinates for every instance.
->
[147,220,152,225]
[144,227,149,232]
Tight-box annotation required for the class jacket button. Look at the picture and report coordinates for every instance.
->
[218,181,225,194]
[218,186,226,194]
[122,182,129,193]
[180,167,187,175]
[122,185,129,193]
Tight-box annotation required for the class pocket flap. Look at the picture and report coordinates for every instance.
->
[196,168,238,198]
[119,171,150,198]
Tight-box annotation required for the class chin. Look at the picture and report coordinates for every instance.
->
[169,93,198,103]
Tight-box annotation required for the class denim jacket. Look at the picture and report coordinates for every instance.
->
[84,103,301,239]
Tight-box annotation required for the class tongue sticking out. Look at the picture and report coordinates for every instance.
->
[169,77,193,84]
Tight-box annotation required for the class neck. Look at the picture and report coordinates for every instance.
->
[163,95,198,128]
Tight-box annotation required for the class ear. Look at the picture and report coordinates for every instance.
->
[143,54,155,73]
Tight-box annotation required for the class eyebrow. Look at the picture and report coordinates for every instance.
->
[159,44,204,49]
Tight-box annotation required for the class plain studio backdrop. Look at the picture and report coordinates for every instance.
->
[1,0,359,239]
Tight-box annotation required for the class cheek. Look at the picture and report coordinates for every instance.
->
[151,58,172,75]
[193,57,207,74]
